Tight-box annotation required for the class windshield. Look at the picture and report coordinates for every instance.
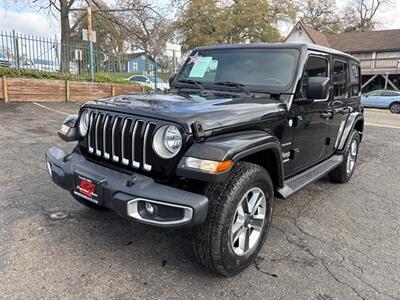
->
[34,59,56,66]
[175,48,300,92]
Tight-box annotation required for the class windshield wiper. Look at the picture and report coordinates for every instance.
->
[176,79,205,91]
[213,81,253,96]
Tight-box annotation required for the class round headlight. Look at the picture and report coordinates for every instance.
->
[152,125,182,159]
[79,110,90,136]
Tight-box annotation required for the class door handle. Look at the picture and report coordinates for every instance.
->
[329,100,344,107]
[320,111,333,119]
[333,107,353,115]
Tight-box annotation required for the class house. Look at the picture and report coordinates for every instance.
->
[285,21,400,91]
[122,52,161,73]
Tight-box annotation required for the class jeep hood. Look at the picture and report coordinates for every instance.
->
[84,92,286,133]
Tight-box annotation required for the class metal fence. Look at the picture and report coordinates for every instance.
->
[0,30,179,89]
[0,30,130,75]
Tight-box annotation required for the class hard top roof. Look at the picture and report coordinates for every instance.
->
[193,43,359,62]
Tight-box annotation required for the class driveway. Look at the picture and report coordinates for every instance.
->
[0,102,399,299]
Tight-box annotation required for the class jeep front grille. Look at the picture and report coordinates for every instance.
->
[85,111,157,172]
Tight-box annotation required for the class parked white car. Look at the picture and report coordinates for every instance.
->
[127,75,170,91]
[22,58,59,72]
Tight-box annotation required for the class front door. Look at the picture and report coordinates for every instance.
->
[289,55,331,175]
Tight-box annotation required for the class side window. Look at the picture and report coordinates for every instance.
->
[381,91,398,96]
[367,90,381,96]
[333,60,348,98]
[130,76,139,82]
[350,63,360,96]
[300,56,329,98]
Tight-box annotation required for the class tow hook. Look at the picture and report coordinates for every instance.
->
[125,175,137,187]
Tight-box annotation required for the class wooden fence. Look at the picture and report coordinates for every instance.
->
[0,76,144,102]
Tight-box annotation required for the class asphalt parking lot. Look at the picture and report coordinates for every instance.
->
[0,102,399,299]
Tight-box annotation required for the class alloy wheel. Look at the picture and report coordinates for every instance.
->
[230,187,266,256]
[346,139,358,175]
[390,103,400,113]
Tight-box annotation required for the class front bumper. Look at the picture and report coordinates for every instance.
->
[45,146,209,227]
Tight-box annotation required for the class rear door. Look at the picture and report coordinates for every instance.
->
[380,90,400,108]
[326,58,351,154]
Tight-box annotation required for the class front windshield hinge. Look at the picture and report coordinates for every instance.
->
[191,121,206,140]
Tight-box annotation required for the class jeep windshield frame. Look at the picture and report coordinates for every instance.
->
[174,47,301,94]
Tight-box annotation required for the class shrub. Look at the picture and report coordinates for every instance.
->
[0,67,139,86]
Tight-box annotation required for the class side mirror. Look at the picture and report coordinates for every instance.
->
[58,114,78,142]
[307,77,330,100]
[169,72,177,86]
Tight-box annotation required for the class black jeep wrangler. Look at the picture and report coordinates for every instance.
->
[46,43,364,276]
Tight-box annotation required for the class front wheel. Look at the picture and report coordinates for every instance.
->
[389,102,400,114]
[194,162,274,276]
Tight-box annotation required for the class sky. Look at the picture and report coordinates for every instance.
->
[1,0,400,39]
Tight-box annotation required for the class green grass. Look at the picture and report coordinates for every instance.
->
[0,67,140,85]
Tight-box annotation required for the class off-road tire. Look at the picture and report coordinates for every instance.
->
[389,102,400,114]
[72,193,108,210]
[194,162,274,276]
[329,130,360,183]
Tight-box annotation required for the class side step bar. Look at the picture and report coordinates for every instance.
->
[277,155,343,199]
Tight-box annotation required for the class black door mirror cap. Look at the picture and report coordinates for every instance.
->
[169,72,177,86]
[307,76,330,100]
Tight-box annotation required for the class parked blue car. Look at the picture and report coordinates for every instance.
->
[361,90,400,113]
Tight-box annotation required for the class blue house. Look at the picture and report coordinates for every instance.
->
[122,52,161,73]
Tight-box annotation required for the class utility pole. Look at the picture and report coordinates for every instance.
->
[87,2,94,81]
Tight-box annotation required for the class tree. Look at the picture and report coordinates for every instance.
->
[175,0,296,52]
[343,0,390,32]
[224,0,281,43]
[174,0,224,53]
[118,0,172,72]
[17,0,165,72]
[18,0,88,71]
[300,0,343,34]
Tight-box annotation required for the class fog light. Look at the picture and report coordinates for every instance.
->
[145,202,155,216]
[46,158,52,177]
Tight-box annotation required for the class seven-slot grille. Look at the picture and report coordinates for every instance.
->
[85,111,157,172]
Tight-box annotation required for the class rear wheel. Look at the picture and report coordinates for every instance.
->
[194,162,274,276]
[389,102,400,114]
[329,130,360,183]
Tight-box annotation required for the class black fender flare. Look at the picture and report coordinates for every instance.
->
[177,130,284,186]
[336,112,364,151]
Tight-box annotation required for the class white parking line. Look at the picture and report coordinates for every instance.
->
[33,102,70,116]
[365,123,400,129]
